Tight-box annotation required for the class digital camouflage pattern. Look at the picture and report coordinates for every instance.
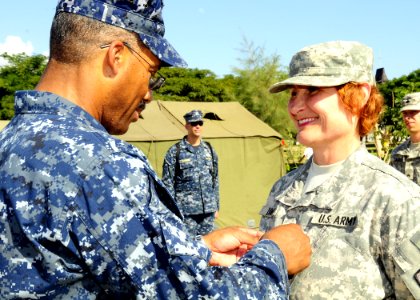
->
[400,92,420,112]
[259,147,420,299]
[390,139,420,185]
[162,137,219,235]
[269,41,375,93]
[0,91,290,299]
[56,0,187,67]
[183,109,203,123]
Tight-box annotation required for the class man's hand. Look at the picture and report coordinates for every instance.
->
[203,226,263,266]
[261,224,311,275]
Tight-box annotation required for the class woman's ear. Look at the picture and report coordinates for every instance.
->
[360,83,372,106]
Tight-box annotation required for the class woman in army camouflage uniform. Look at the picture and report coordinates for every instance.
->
[259,41,419,299]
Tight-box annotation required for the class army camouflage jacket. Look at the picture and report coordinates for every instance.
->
[390,138,420,185]
[162,137,219,215]
[260,146,420,300]
[0,91,289,299]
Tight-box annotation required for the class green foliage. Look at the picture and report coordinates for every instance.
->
[0,53,47,119]
[154,68,234,102]
[228,39,294,137]
[378,69,420,147]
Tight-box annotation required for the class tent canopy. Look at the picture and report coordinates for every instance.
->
[0,120,8,131]
[121,101,282,141]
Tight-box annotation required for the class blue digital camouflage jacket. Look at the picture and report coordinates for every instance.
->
[0,90,289,299]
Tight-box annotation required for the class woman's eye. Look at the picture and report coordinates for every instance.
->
[307,86,319,95]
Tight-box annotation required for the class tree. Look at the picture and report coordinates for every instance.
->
[0,53,47,119]
[154,67,233,102]
[228,39,294,138]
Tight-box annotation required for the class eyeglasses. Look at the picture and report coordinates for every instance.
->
[190,121,203,127]
[100,42,166,91]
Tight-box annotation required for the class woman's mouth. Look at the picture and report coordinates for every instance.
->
[297,117,317,126]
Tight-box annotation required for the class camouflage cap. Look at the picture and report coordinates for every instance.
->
[183,110,203,123]
[269,41,374,93]
[56,0,187,67]
[400,92,420,111]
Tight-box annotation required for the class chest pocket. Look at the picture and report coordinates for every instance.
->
[203,154,213,171]
[178,158,194,180]
[259,201,289,230]
[291,219,389,299]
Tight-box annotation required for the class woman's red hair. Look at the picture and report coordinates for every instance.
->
[338,82,384,137]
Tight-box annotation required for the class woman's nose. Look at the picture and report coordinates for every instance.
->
[288,93,306,115]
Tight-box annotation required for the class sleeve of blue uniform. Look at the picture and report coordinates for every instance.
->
[213,150,220,210]
[161,146,176,197]
[164,232,290,299]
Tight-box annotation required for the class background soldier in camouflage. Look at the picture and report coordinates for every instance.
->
[162,110,219,235]
[259,41,420,299]
[0,0,312,298]
[390,92,420,185]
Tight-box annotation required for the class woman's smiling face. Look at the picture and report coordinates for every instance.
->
[288,86,358,150]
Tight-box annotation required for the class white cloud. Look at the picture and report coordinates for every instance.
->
[0,36,34,66]
[0,35,34,55]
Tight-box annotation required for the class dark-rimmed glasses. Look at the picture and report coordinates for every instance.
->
[100,42,166,91]
[190,121,203,127]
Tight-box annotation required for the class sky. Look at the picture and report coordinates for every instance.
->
[0,1,419,80]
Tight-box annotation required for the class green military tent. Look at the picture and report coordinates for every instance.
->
[0,120,8,131]
[119,101,286,228]
[0,101,286,228]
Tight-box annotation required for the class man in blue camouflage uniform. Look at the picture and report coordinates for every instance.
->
[0,0,312,298]
[390,92,420,185]
[162,110,219,235]
[260,41,420,299]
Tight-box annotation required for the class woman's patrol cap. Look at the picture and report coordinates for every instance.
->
[269,41,375,93]
[56,0,187,68]
[400,92,420,112]
[183,110,203,123]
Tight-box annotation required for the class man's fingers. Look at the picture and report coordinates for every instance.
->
[230,227,262,246]
[236,227,264,236]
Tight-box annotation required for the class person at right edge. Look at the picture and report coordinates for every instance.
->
[0,0,311,299]
[390,92,420,185]
[259,41,420,299]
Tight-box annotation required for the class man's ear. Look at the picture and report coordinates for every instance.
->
[103,41,125,77]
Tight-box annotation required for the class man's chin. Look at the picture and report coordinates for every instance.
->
[131,111,140,122]
[106,123,130,136]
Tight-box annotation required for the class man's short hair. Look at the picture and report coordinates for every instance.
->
[50,12,136,64]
